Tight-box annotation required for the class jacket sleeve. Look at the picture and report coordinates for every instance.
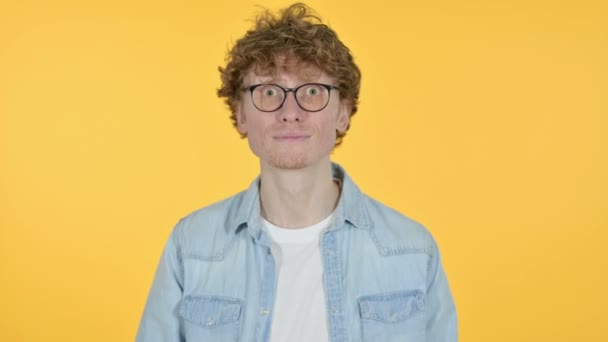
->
[425,237,458,341]
[135,226,185,342]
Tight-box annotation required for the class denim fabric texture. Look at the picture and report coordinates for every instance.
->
[136,163,458,342]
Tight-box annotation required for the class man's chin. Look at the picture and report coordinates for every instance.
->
[269,160,309,170]
[266,155,311,170]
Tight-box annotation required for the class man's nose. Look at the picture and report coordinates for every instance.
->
[278,92,304,122]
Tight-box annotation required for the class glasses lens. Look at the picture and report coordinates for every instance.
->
[296,84,330,111]
[251,84,284,111]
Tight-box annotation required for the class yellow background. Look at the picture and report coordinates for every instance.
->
[1,0,607,340]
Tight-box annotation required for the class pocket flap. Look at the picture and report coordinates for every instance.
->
[179,295,242,327]
[358,289,424,323]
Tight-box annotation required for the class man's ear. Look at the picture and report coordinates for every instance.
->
[336,101,351,133]
[235,104,247,135]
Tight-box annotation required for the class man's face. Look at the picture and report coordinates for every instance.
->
[235,64,351,170]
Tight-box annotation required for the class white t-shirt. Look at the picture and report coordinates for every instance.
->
[263,212,335,342]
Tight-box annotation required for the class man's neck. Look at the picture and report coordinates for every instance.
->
[259,160,340,229]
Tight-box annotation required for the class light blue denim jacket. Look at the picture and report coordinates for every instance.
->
[136,164,457,342]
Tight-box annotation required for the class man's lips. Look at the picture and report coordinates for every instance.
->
[273,133,310,141]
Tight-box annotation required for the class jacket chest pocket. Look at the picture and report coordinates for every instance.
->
[358,290,425,342]
[179,295,242,342]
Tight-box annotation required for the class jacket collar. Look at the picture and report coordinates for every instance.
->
[227,162,373,239]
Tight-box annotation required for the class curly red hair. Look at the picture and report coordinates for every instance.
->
[217,3,361,146]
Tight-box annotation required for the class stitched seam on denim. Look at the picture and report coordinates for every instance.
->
[175,238,185,287]
[368,230,432,257]
[360,289,423,301]
[180,295,242,327]
[424,233,437,279]
[322,231,346,342]
[254,247,276,341]
[180,235,238,261]
[358,290,424,323]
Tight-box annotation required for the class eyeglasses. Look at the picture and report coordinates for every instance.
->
[245,83,339,112]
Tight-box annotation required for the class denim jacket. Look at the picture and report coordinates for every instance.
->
[136,164,457,342]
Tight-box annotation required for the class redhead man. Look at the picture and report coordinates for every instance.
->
[136,3,457,341]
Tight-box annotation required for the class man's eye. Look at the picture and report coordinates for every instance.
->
[263,88,277,96]
[305,86,320,95]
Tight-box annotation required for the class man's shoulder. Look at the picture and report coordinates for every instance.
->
[360,194,437,256]
[170,190,249,260]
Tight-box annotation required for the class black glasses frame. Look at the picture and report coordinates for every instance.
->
[245,83,339,112]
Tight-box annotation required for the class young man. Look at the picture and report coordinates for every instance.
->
[136,3,457,342]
